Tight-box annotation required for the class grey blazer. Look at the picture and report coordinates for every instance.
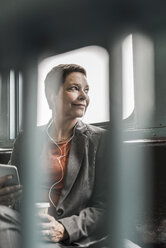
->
[10,120,108,246]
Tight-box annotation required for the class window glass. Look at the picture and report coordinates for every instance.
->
[122,34,134,119]
[37,46,109,126]
[18,72,23,131]
[9,70,15,139]
[132,33,155,128]
[0,70,23,147]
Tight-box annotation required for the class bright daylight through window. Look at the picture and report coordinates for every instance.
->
[122,34,134,120]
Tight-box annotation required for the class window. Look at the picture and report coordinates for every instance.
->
[0,70,23,148]
[122,33,155,131]
[122,34,134,120]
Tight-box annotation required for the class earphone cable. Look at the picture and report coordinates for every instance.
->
[46,119,77,208]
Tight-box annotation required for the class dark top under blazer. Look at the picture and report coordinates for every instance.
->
[9,120,108,246]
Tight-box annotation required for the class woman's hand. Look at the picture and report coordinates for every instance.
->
[0,175,22,207]
[38,213,68,242]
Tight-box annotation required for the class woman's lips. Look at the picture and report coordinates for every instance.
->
[72,104,86,108]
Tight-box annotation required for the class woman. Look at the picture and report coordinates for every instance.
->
[3,64,108,246]
[0,64,142,248]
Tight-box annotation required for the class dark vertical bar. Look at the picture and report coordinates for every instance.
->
[21,58,39,248]
[108,39,124,248]
[0,71,10,140]
[108,33,153,248]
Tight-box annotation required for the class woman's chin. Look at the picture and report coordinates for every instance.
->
[74,110,86,118]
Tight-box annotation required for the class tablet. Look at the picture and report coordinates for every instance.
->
[0,164,20,186]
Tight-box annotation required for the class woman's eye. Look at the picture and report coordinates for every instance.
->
[70,86,79,91]
[84,88,89,94]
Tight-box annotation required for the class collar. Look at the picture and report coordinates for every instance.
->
[41,119,88,135]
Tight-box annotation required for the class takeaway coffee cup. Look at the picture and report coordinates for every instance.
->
[35,202,50,214]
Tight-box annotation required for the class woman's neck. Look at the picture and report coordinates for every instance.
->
[49,118,78,142]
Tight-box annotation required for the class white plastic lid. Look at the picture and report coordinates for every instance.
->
[35,202,50,208]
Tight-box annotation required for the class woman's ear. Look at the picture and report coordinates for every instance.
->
[45,87,55,110]
[50,92,56,110]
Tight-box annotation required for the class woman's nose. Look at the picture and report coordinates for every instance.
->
[78,90,87,100]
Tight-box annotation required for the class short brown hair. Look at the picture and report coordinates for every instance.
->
[44,64,87,108]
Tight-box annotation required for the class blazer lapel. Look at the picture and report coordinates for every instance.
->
[57,131,87,206]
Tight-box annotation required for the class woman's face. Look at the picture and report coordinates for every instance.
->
[51,72,90,121]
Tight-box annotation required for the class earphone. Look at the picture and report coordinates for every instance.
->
[46,119,76,208]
